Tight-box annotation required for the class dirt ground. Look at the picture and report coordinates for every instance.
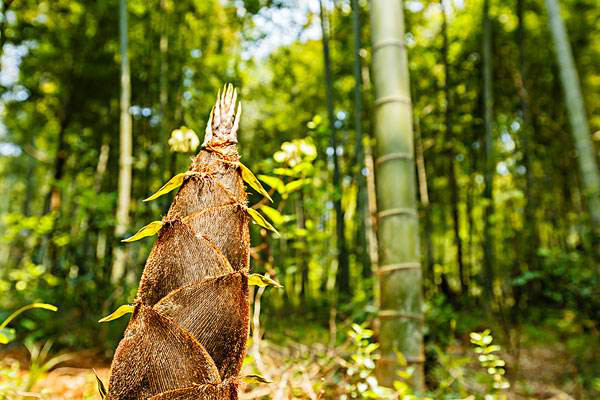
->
[0,342,583,399]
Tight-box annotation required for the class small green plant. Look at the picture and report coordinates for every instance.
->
[23,340,73,391]
[430,345,471,398]
[0,303,57,345]
[469,330,510,398]
[339,323,389,399]
[338,323,430,399]
[391,352,432,400]
[0,340,71,398]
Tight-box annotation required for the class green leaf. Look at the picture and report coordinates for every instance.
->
[98,304,134,323]
[257,174,285,193]
[241,374,273,384]
[144,172,187,202]
[364,343,379,354]
[484,344,501,354]
[93,369,107,399]
[273,167,296,177]
[246,208,279,237]
[247,273,283,288]
[0,327,16,345]
[0,303,58,331]
[283,178,309,194]
[240,163,273,202]
[259,205,285,226]
[122,221,163,242]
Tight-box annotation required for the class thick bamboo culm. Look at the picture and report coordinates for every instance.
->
[107,86,250,399]
[369,0,424,389]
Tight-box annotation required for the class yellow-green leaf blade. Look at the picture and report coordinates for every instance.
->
[247,273,283,289]
[0,303,58,330]
[122,221,163,242]
[259,205,285,226]
[143,173,187,202]
[240,163,273,202]
[242,374,273,384]
[257,174,284,193]
[93,369,108,399]
[246,208,279,237]
[98,304,134,323]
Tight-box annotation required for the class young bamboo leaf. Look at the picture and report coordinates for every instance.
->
[246,208,279,237]
[247,273,283,288]
[283,178,309,194]
[143,173,187,202]
[273,167,296,177]
[242,374,273,384]
[98,304,134,323]
[259,205,285,226]
[257,174,284,193]
[239,163,273,202]
[122,221,163,242]
[93,369,108,399]
[0,303,58,331]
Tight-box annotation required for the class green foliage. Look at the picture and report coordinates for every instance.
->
[22,340,73,391]
[240,163,273,202]
[0,0,598,397]
[470,330,510,396]
[337,323,429,399]
[338,323,387,399]
[247,208,280,236]
[0,304,57,345]
[0,340,70,397]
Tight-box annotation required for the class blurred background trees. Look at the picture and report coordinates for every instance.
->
[0,0,599,397]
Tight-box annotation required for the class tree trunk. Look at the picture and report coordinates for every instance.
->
[112,0,133,284]
[414,115,433,285]
[365,142,380,307]
[319,0,350,299]
[45,116,71,214]
[545,0,600,272]
[514,0,536,320]
[370,0,424,389]
[482,0,495,303]
[160,0,170,182]
[351,0,370,279]
[441,0,465,295]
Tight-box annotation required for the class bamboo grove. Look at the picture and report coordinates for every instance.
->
[0,0,599,395]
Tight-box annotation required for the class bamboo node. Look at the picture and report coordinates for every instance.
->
[372,38,406,52]
[377,262,421,274]
[376,152,413,164]
[378,310,423,321]
[377,208,417,219]
[374,95,411,107]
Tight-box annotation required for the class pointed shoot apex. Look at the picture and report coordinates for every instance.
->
[203,84,242,147]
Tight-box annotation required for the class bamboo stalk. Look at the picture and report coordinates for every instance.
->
[369,0,424,389]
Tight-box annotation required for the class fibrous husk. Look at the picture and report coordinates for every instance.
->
[107,85,251,399]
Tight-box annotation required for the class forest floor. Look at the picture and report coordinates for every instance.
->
[0,337,582,400]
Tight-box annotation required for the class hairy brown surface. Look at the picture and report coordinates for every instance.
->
[154,272,249,380]
[107,86,250,399]
[147,380,238,400]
